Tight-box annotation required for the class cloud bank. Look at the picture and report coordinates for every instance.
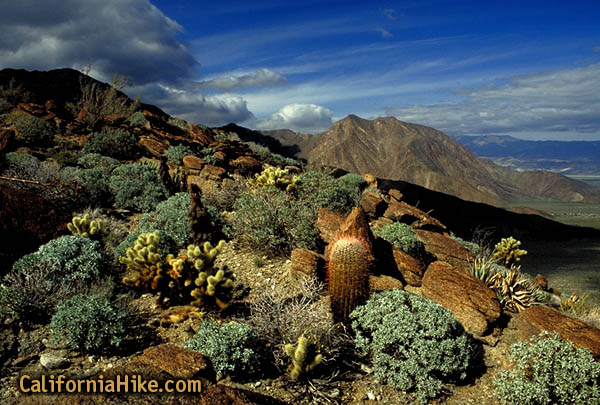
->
[256,104,334,133]
[387,63,600,140]
[0,0,197,84]
[193,68,287,91]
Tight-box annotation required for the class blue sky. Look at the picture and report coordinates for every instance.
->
[1,1,600,139]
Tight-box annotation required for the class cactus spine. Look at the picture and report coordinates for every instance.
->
[327,235,371,324]
[285,335,323,380]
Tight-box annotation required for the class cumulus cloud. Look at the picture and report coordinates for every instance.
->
[386,63,600,140]
[193,68,287,91]
[383,8,397,20]
[0,0,198,84]
[255,104,334,133]
[131,83,254,127]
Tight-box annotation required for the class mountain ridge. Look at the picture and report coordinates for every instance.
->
[258,115,600,206]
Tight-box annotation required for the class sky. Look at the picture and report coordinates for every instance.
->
[1,0,600,140]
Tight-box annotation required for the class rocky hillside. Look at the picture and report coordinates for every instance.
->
[2,68,600,405]
[262,115,600,206]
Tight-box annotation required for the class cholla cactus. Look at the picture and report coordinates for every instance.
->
[120,231,165,291]
[284,335,323,380]
[67,213,103,239]
[492,237,527,267]
[247,165,298,192]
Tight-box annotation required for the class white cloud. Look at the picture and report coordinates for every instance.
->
[0,0,197,84]
[193,68,287,91]
[130,83,254,127]
[383,8,397,20]
[386,63,600,140]
[255,104,334,132]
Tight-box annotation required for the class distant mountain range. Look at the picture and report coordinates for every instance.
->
[454,135,600,175]
[227,115,600,206]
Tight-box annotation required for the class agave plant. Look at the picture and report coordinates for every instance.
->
[488,266,539,312]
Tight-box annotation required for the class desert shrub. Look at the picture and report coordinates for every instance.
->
[76,75,139,127]
[82,128,137,160]
[185,320,263,378]
[128,111,148,127]
[494,331,600,405]
[164,145,194,165]
[202,174,249,212]
[60,166,113,206]
[3,235,106,322]
[248,276,347,374]
[49,293,128,353]
[138,192,192,248]
[450,234,481,256]
[337,172,367,195]
[232,187,319,256]
[0,265,75,323]
[109,163,168,212]
[54,150,80,167]
[6,113,54,145]
[3,152,61,183]
[168,117,189,130]
[351,289,477,403]
[12,235,105,285]
[374,222,426,258]
[296,171,361,215]
[77,153,119,170]
[245,141,298,167]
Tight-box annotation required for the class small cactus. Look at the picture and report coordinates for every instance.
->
[284,335,323,380]
[247,165,298,192]
[493,236,527,268]
[67,213,103,239]
[327,235,372,323]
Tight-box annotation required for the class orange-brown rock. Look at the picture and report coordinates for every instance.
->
[189,123,214,145]
[316,208,345,244]
[128,344,210,379]
[183,155,204,170]
[291,248,325,278]
[370,275,404,292]
[213,151,227,162]
[139,135,169,156]
[198,385,286,405]
[421,261,501,337]
[0,128,15,152]
[230,155,261,175]
[388,188,403,202]
[531,274,548,290]
[384,199,447,232]
[415,230,473,272]
[200,164,227,180]
[515,305,600,359]
[360,192,387,219]
[392,248,426,286]
[17,102,44,115]
[362,173,377,186]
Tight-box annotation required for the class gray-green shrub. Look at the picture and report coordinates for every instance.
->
[493,331,600,405]
[138,192,192,248]
[245,142,298,167]
[128,111,148,127]
[82,129,137,160]
[374,222,427,258]
[185,320,263,378]
[60,166,113,205]
[7,113,54,145]
[49,294,128,353]
[164,145,194,165]
[351,289,477,403]
[109,163,168,212]
[296,171,362,215]
[77,153,119,170]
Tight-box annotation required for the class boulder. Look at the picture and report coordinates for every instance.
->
[0,128,15,152]
[384,200,447,232]
[182,155,204,170]
[290,248,325,278]
[360,192,387,219]
[369,275,404,292]
[421,261,501,337]
[361,173,377,187]
[230,155,261,175]
[515,306,600,359]
[388,188,403,202]
[316,208,345,244]
[40,351,69,370]
[200,164,227,181]
[392,248,426,286]
[415,230,473,272]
